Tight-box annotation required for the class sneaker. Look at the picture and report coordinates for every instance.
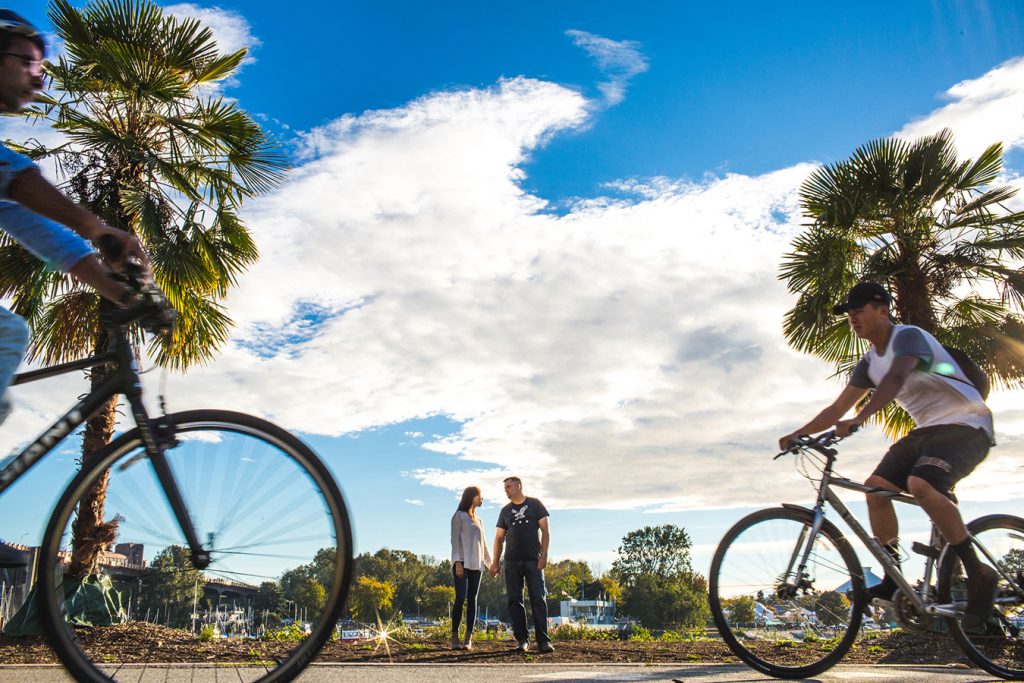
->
[963,563,1000,630]
[512,640,529,653]
[450,636,464,650]
[537,642,555,654]
[0,544,29,569]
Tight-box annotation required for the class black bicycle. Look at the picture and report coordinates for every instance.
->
[0,265,353,682]
[708,430,1024,679]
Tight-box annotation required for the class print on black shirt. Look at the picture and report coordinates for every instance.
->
[497,496,549,562]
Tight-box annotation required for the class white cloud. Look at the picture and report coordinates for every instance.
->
[897,56,1024,158]
[162,4,260,62]
[566,30,649,106]
[5,47,1024,516]
[404,499,425,507]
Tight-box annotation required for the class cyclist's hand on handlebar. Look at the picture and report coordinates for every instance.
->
[778,432,802,451]
[835,419,861,438]
[93,225,150,271]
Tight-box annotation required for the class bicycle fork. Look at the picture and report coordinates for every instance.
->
[124,387,211,570]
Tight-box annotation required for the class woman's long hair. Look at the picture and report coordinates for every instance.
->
[457,486,481,519]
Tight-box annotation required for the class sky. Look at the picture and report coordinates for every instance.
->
[2,1,1024,582]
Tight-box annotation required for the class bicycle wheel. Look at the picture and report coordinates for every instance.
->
[709,506,866,678]
[37,409,353,683]
[938,514,1024,680]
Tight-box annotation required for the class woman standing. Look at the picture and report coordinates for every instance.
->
[450,485,491,650]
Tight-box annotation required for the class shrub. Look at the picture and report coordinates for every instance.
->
[197,625,217,642]
[261,624,307,642]
[550,623,619,641]
[627,626,653,642]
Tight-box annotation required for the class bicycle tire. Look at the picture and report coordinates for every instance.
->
[938,514,1024,680]
[709,506,866,679]
[37,409,353,683]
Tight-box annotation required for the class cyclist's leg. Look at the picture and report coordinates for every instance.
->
[864,434,920,599]
[0,306,28,426]
[906,425,993,627]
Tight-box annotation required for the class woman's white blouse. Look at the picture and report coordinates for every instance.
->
[450,510,492,571]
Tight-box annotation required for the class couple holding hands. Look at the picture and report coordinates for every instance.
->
[449,477,553,653]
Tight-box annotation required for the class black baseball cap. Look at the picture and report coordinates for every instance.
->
[832,282,891,315]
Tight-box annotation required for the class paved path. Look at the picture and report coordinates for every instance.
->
[0,663,999,682]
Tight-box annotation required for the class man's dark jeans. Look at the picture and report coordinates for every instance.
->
[504,559,549,645]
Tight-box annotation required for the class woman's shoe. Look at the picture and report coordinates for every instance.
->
[451,636,462,650]
[462,635,473,651]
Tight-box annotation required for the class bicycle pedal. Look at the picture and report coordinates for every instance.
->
[911,541,940,559]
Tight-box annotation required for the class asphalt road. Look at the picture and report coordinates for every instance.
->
[0,663,1003,682]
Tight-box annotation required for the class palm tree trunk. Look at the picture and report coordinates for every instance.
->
[67,329,121,578]
[893,262,938,333]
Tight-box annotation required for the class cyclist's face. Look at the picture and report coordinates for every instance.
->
[0,37,43,113]
[846,303,888,338]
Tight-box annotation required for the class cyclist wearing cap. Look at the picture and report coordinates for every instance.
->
[0,10,149,567]
[779,282,998,629]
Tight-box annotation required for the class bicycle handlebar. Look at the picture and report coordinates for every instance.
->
[98,234,177,336]
[775,425,858,460]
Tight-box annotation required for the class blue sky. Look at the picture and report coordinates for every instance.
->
[3,1,1024,579]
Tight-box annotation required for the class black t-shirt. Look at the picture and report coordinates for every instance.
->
[496,496,549,562]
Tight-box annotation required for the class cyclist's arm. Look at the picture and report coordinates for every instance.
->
[846,355,918,426]
[7,167,147,264]
[780,384,869,448]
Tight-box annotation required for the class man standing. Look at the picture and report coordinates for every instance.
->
[491,476,553,653]
[780,282,998,628]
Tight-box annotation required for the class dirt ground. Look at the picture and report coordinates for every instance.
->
[0,623,974,666]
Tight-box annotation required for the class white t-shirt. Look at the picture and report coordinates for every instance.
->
[850,324,993,439]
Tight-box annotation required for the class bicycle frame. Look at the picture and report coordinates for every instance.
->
[0,324,210,567]
[790,446,1023,619]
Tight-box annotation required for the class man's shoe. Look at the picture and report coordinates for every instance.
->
[0,544,29,569]
[537,642,555,654]
[865,577,897,603]
[963,563,1000,630]
[512,641,528,653]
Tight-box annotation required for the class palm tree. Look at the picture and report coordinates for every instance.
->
[0,0,285,574]
[780,128,1024,437]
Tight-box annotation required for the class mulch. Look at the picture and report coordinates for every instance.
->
[0,622,972,666]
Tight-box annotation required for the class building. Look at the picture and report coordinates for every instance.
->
[558,598,616,625]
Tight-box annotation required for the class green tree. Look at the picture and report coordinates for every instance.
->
[723,595,756,625]
[612,525,694,586]
[355,548,433,615]
[348,575,395,623]
[421,584,456,619]
[620,572,709,629]
[0,0,285,575]
[812,590,850,627]
[138,545,204,628]
[1000,549,1024,575]
[780,129,1024,437]
[253,581,285,615]
[293,578,326,621]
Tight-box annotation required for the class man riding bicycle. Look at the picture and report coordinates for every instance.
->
[0,10,150,567]
[780,282,998,629]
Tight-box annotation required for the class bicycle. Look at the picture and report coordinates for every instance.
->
[0,261,353,682]
[708,430,1024,679]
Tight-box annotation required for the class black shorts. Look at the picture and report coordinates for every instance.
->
[872,424,990,498]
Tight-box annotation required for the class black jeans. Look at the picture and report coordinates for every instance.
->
[452,566,482,637]
[504,559,549,645]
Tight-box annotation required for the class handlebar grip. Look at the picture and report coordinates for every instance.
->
[98,234,125,261]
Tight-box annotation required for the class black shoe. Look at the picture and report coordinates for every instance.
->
[537,642,554,654]
[866,577,897,604]
[512,641,528,653]
[0,544,29,569]
[963,563,1000,630]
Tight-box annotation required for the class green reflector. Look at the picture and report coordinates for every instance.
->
[935,362,956,377]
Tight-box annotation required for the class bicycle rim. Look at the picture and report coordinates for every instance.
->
[709,507,865,679]
[939,514,1024,680]
[38,410,353,683]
